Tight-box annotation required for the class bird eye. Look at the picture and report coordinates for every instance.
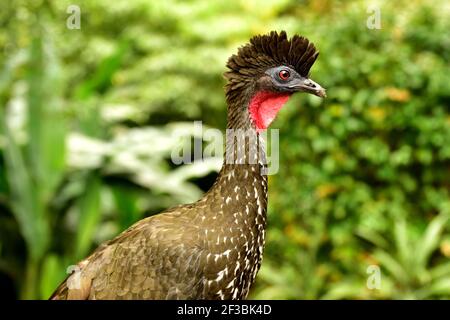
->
[278,69,291,81]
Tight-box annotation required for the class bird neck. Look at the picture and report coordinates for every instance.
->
[197,93,268,300]
[204,89,268,214]
[223,88,268,175]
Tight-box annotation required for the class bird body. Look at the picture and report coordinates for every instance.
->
[51,31,325,300]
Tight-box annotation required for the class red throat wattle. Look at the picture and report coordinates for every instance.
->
[248,91,291,132]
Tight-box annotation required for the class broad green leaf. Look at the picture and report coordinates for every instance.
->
[373,250,409,285]
[2,114,49,261]
[39,254,64,299]
[393,219,411,272]
[110,185,142,230]
[417,214,449,269]
[75,173,102,260]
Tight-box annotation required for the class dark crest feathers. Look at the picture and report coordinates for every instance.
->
[225,31,319,83]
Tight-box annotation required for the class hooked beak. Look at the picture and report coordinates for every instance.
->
[289,77,326,98]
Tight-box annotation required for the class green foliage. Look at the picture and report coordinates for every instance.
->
[252,1,450,299]
[0,0,449,299]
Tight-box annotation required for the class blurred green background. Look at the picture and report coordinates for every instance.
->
[1,0,449,300]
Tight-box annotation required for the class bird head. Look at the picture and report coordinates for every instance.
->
[224,31,326,131]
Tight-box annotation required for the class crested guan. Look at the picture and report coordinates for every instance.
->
[50,31,326,300]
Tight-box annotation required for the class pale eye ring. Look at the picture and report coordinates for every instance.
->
[278,69,291,81]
